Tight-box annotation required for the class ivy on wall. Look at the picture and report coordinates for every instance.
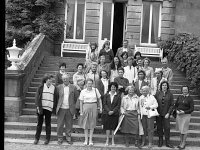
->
[158,33,200,94]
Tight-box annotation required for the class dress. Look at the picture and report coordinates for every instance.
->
[79,88,101,129]
[102,92,121,130]
[120,94,140,134]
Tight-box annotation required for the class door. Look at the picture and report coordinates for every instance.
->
[98,1,114,51]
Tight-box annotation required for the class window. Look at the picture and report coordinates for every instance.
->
[141,2,161,45]
[65,0,85,41]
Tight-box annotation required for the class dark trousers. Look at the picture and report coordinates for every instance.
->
[156,115,170,140]
[35,109,52,140]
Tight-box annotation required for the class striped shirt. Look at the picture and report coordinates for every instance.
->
[42,84,55,111]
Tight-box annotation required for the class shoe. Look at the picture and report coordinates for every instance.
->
[44,139,50,145]
[89,141,93,146]
[158,137,163,147]
[33,139,39,145]
[67,140,73,145]
[179,145,186,150]
[83,141,88,146]
[166,143,174,148]
[57,139,63,145]
[135,139,139,147]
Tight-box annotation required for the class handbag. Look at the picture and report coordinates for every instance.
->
[171,108,177,118]
[148,108,159,118]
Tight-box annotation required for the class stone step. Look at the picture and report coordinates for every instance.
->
[4,129,200,146]
[34,72,75,78]
[36,69,76,75]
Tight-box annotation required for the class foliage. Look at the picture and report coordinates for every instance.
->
[158,33,200,94]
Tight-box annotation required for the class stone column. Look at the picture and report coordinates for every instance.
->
[5,70,25,121]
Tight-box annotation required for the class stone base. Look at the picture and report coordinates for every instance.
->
[5,97,22,122]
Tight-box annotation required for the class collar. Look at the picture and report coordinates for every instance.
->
[60,70,65,74]
[182,94,189,97]
[109,91,117,96]
[101,78,108,82]
[63,84,69,88]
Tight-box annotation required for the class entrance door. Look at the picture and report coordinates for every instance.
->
[98,1,114,51]
[112,2,126,55]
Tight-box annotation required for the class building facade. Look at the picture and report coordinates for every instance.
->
[54,0,200,56]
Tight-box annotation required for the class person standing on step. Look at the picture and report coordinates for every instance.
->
[133,51,142,67]
[73,63,86,90]
[116,40,134,63]
[86,62,99,87]
[99,40,114,64]
[161,57,173,85]
[174,85,194,150]
[139,86,158,149]
[102,82,121,146]
[34,73,57,145]
[155,81,174,148]
[55,74,79,145]
[120,86,140,148]
[109,56,122,82]
[55,62,69,86]
[97,55,110,77]
[79,78,102,146]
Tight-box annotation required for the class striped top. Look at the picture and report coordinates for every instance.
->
[42,84,55,111]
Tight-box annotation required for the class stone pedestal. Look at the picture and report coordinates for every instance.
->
[5,70,25,121]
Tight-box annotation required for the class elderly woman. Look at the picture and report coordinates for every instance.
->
[174,85,194,150]
[123,56,138,84]
[142,57,154,85]
[155,81,174,148]
[73,63,86,90]
[99,40,114,64]
[110,56,122,82]
[120,86,140,147]
[151,68,167,96]
[79,78,102,146]
[139,86,158,149]
[102,82,121,146]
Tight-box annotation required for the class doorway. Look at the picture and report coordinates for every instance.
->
[112,2,126,55]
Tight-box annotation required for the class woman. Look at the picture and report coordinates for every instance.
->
[120,86,140,147]
[123,56,138,84]
[142,57,154,85]
[34,74,57,145]
[133,51,142,67]
[114,67,129,98]
[96,70,110,100]
[110,56,122,82]
[97,55,110,76]
[99,40,114,64]
[174,85,194,150]
[134,70,148,97]
[55,62,68,86]
[151,68,167,96]
[121,51,128,67]
[155,81,174,148]
[73,63,86,90]
[102,82,121,146]
[79,78,103,146]
[136,58,143,71]
[85,42,99,72]
[139,86,158,149]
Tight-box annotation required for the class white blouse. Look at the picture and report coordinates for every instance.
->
[101,78,109,94]
[123,66,138,84]
[79,88,101,103]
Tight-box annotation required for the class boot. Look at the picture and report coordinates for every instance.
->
[158,137,163,147]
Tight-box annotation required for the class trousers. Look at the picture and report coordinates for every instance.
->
[156,115,170,140]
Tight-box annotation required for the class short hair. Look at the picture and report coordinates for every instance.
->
[86,78,93,83]
[160,81,170,91]
[99,70,108,79]
[141,85,150,91]
[127,56,134,61]
[155,70,163,77]
[117,67,124,73]
[121,51,128,58]
[42,73,54,84]
[59,62,66,68]
[138,70,146,79]
[76,63,84,68]
[143,57,151,65]
[126,85,137,93]
[108,82,118,91]
[123,39,128,43]
[181,85,190,92]
[134,51,142,59]
[62,74,70,80]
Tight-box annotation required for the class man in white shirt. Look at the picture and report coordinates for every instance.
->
[55,74,79,145]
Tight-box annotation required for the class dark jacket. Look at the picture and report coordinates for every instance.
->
[174,95,194,114]
[103,93,121,116]
[55,72,63,86]
[114,76,129,93]
[155,90,174,116]
[134,80,148,96]
[35,84,57,114]
[95,79,110,99]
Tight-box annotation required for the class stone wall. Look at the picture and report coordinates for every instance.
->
[174,0,200,35]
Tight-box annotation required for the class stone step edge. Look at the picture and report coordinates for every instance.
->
[4,138,200,149]
[4,124,200,134]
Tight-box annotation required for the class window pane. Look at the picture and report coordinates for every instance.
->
[66,0,75,39]
[102,2,112,40]
[151,3,160,43]
[76,0,85,39]
[141,2,150,43]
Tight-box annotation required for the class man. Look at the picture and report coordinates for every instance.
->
[161,57,173,85]
[116,40,134,62]
[55,74,79,145]
[86,62,99,87]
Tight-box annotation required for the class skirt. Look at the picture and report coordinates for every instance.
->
[120,110,139,134]
[79,103,97,130]
[103,114,119,130]
[176,114,191,134]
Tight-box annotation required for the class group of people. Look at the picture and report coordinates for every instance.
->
[33,40,194,150]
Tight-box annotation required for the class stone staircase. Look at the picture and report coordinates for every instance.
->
[4,56,200,149]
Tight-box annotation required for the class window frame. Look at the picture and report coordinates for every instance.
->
[140,2,162,47]
[64,0,86,42]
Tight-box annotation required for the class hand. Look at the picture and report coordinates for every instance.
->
[179,110,185,114]
[145,106,151,110]
[165,113,169,119]
[118,85,123,89]
[108,111,114,115]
